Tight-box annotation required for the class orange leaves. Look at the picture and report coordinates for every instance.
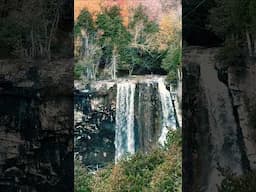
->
[74,0,103,20]
[74,0,130,25]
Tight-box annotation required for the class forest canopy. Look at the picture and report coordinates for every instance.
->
[74,3,181,84]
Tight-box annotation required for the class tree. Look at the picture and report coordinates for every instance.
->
[126,5,159,75]
[128,5,158,52]
[157,11,181,87]
[96,6,131,79]
[0,0,63,59]
[209,0,256,57]
[161,45,181,87]
[183,0,218,46]
[75,9,102,80]
[249,0,256,55]
[157,13,181,50]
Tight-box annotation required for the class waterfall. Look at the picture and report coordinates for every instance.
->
[115,82,136,162]
[157,77,177,146]
[114,77,178,161]
[198,50,242,191]
[75,76,180,167]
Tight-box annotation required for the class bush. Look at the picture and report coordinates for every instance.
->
[161,46,181,87]
[74,63,85,80]
[218,170,256,192]
[165,129,182,148]
[150,145,182,192]
[75,129,182,192]
[75,160,92,192]
[166,70,178,88]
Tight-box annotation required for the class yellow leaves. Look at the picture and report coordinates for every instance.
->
[90,164,128,192]
[150,145,182,192]
[157,13,181,50]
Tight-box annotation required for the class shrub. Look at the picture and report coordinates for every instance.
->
[74,63,85,80]
[76,129,182,192]
[218,170,256,192]
[75,160,92,192]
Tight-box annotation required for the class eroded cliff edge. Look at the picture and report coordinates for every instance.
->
[183,47,256,192]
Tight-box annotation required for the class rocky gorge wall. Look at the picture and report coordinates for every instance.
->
[183,47,256,192]
[0,60,73,191]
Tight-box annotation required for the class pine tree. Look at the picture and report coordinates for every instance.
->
[75,9,102,80]
[96,6,131,79]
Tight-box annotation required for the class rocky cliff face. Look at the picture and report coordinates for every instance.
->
[134,81,162,153]
[74,80,116,168]
[227,59,256,170]
[183,47,256,192]
[0,60,73,191]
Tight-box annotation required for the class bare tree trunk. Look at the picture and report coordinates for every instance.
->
[246,30,253,57]
[93,61,100,80]
[44,23,48,56]
[39,41,43,56]
[47,8,60,60]
[254,39,256,56]
[85,35,90,57]
[129,66,134,76]
[30,30,34,58]
[112,46,117,80]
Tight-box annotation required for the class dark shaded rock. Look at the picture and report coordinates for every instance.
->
[0,59,73,192]
[134,82,162,153]
[74,82,116,168]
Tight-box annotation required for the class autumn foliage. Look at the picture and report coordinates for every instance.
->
[75,0,130,25]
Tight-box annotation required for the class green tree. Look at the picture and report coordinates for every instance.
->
[161,45,181,87]
[209,0,256,58]
[75,9,94,36]
[126,5,159,75]
[75,9,102,80]
[96,6,131,79]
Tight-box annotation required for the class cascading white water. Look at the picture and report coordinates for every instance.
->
[115,77,178,161]
[115,82,136,162]
[157,77,177,146]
